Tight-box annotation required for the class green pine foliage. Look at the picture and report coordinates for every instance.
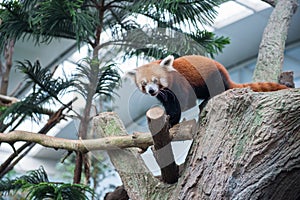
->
[0,58,121,131]
[0,0,230,58]
[0,0,96,49]
[74,58,121,100]
[0,167,95,200]
[17,60,74,101]
[0,60,73,132]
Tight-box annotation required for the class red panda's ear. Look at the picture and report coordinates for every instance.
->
[125,70,137,80]
[160,55,175,71]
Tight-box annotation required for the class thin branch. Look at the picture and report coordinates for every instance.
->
[0,94,20,104]
[0,119,195,152]
[0,98,78,177]
[0,59,3,75]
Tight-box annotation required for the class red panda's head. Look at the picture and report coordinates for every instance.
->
[127,55,175,96]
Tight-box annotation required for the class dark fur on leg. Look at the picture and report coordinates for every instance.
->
[199,98,209,113]
[156,88,181,127]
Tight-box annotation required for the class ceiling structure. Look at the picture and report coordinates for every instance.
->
[1,0,300,175]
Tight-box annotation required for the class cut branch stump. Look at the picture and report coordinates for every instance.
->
[146,106,179,184]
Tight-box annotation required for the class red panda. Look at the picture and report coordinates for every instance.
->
[128,55,288,126]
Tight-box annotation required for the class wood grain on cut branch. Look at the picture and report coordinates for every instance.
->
[0,119,195,153]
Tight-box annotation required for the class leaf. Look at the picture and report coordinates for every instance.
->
[0,60,74,131]
[73,58,121,99]
[0,167,94,199]
[16,60,74,101]
[0,0,96,51]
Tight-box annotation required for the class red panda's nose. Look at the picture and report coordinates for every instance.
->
[148,88,156,95]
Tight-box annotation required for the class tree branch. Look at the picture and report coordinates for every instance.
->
[0,98,77,177]
[0,94,19,105]
[253,0,298,82]
[93,112,163,200]
[0,119,195,152]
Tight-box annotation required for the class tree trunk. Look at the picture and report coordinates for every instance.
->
[253,0,298,82]
[0,40,14,96]
[173,88,300,200]
[95,88,300,200]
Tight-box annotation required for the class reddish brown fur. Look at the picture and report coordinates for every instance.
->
[168,55,288,93]
[170,56,219,89]
[232,82,288,92]
[130,55,289,126]
[132,55,288,104]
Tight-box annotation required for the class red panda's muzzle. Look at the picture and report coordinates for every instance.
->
[145,83,160,96]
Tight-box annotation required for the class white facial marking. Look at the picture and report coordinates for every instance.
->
[152,76,158,83]
[160,78,168,87]
[138,78,146,91]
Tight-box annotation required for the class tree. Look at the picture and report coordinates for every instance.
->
[0,0,229,198]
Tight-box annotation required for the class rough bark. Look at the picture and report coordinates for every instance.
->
[92,113,176,200]
[93,88,300,200]
[172,88,300,200]
[253,0,298,82]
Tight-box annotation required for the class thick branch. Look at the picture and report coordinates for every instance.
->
[97,89,300,200]
[93,113,158,200]
[253,0,298,82]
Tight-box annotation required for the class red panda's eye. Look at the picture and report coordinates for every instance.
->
[153,78,158,84]
[141,81,147,87]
